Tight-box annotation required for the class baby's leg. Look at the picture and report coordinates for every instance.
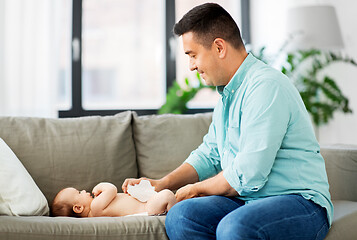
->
[145,189,177,215]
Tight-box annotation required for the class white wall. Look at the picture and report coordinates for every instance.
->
[250,0,357,145]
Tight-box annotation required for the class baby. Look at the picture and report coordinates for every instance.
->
[51,182,176,217]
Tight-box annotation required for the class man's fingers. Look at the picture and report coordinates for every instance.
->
[122,178,136,193]
[122,178,147,193]
[175,193,182,202]
[121,179,129,193]
[175,189,186,202]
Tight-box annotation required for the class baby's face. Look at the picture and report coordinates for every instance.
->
[60,187,94,208]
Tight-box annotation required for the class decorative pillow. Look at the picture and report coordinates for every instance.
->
[0,138,49,216]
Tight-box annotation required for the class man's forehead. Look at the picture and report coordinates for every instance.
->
[182,32,196,44]
[182,32,199,54]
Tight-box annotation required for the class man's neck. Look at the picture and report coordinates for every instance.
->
[225,49,248,85]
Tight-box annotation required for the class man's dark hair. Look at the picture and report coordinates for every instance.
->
[173,3,244,49]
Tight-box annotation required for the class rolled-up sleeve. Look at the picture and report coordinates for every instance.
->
[223,79,290,196]
[185,112,222,181]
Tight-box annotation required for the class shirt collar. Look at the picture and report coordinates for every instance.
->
[217,53,256,97]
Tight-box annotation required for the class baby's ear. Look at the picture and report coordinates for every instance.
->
[73,204,84,214]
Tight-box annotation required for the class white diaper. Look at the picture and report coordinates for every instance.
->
[124,212,149,217]
[127,180,158,202]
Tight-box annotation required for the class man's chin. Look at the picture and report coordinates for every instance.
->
[203,79,214,86]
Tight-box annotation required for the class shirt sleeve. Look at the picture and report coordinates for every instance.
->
[223,78,290,196]
[184,110,222,181]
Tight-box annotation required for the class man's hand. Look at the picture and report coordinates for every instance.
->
[122,177,165,193]
[175,184,201,202]
[175,172,239,202]
[122,163,199,195]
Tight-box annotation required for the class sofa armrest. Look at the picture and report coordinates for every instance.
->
[321,144,357,201]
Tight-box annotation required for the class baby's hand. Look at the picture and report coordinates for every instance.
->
[92,182,117,198]
[92,188,102,198]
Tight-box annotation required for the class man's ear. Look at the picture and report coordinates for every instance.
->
[73,204,84,214]
[213,38,226,58]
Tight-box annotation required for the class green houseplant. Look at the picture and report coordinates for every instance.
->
[279,49,356,125]
[159,48,357,126]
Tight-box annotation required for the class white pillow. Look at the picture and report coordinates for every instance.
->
[0,138,49,216]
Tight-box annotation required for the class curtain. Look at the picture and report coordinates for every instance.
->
[0,0,70,117]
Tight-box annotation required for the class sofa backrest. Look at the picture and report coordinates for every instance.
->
[0,111,137,203]
[321,145,357,201]
[1,109,356,205]
[132,112,213,179]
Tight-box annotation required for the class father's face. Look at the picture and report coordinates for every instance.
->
[182,32,221,86]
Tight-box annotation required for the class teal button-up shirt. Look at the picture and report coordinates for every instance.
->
[185,53,333,226]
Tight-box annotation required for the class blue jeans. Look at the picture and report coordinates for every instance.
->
[165,194,329,240]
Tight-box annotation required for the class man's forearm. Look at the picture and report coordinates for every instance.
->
[161,163,199,191]
[195,171,238,197]
[122,163,199,193]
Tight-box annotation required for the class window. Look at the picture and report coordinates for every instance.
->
[0,0,71,118]
[59,0,249,117]
[82,0,165,110]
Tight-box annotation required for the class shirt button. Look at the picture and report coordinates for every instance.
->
[232,90,235,93]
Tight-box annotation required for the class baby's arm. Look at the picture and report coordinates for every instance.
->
[145,189,177,215]
[90,182,117,216]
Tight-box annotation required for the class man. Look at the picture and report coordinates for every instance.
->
[123,3,332,239]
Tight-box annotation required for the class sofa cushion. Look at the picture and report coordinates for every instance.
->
[0,138,49,216]
[321,145,357,201]
[325,200,357,240]
[0,111,137,204]
[133,112,212,179]
[332,200,357,222]
[0,215,168,240]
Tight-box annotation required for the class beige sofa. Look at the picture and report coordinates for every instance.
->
[0,111,356,239]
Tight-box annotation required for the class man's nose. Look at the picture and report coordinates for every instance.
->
[189,60,197,71]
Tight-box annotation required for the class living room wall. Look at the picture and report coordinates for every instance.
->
[250,0,357,145]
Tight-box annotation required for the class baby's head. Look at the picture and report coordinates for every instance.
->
[51,187,94,217]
